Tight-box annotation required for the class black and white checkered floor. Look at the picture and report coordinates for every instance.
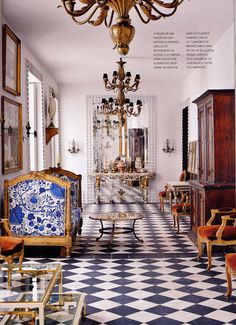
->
[3,203,236,324]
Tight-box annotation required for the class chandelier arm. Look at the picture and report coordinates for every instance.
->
[133,5,151,24]
[104,10,114,28]
[138,2,161,21]
[151,0,184,9]
[141,0,178,18]
[61,1,95,17]
[89,6,109,26]
[71,5,104,25]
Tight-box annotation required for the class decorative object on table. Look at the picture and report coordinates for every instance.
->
[2,24,21,96]
[59,0,186,55]
[99,58,142,127]
[135,157,142,172]
[162,139,175,153]
[117,160,126,173]
[1,96,22,174]
[68,139,80,153]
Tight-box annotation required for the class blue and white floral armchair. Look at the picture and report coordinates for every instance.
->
[43,167,83,234]
[2,172,81,257]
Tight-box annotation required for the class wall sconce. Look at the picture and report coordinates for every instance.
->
[162,139,174,153]
[68,139,80,153]
[26,121,37,137]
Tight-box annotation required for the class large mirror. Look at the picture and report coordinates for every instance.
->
[93,99,149,173]
[86,94,156,203]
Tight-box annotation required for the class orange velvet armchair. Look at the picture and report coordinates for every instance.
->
[196,208,236,271]
[225,253,236,299]
[0,236,24,289]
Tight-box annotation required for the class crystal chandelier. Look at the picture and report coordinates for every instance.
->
[59,0,185,55]
[97,58,142,126]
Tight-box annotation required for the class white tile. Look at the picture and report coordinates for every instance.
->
[92,290,120,299]
[167,311,200,322]
[126,289,155,299]
[90,299,120,310]
[163,299,193,310]
[127,299,156,310]
[127,311,161,322]
[199,298,230,309]
[206,310,236,322]
[87,311,121,323]
[160,289,188,299]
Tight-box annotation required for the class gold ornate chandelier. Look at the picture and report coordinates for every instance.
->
[97,58,142,126]
[60,0,185,55]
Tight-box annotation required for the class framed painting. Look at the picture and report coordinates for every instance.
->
[1,96,23,174]
[2,24,21,96]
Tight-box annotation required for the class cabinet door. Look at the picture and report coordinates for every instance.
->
[205,100,214,182]
[198,106,206,180]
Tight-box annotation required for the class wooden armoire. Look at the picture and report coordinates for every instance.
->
[190,89,235,232]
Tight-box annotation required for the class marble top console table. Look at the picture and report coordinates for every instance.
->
[89,172,156,204]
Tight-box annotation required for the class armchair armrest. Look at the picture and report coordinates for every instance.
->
[207,208,236,226]
[216,214,236,240]
[0,219,15,237]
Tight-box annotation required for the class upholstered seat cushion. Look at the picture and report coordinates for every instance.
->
[172,204,190,214]
[159,191,167,198]
[226,253,236,271]
[0,237,23,256]
[198,225,236,241]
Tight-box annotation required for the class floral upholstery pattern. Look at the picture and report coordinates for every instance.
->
[8,179,69,236]
[53,173,78,209]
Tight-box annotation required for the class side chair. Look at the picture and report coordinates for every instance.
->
[0,236,24,289]
[158,170,186,212]
[171,193,190,233]
[196,208,236,271]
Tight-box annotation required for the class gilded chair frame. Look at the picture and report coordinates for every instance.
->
[197,208,236,271]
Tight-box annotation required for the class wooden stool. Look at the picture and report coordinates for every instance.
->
[225,253,236,299]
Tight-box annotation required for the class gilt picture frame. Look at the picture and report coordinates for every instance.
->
[2,24,21,96]
[1,96,23,174]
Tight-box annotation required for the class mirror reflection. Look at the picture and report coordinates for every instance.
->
[93,101,149,173]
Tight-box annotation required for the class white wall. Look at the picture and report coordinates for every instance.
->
[0,17,58,195]
[181,24,234,141]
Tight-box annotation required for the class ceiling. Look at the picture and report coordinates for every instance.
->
[2,0,234,86]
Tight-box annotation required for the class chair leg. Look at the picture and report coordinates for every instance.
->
[206,241,213,271]
[176,215,180,234]
[196,237,203,260]
[159,197,164,212]
[225,264,232,299]
[173,213,176,228]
